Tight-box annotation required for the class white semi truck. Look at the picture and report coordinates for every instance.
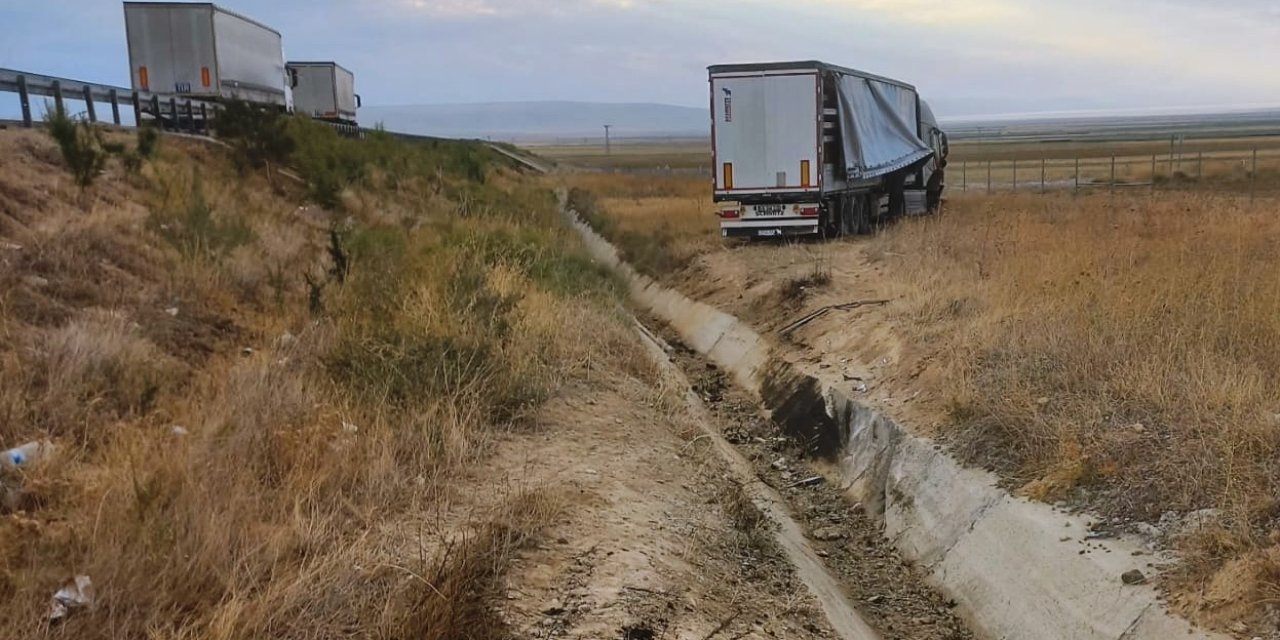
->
[123,2,288,109]
[287,61,360,125]
[709,61,948,238]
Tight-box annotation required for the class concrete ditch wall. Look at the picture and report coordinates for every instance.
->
[563,203,1222,640]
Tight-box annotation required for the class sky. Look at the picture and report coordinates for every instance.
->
[2,0,1279,118]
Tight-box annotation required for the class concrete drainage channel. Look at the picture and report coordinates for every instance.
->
[561,196,1225,640]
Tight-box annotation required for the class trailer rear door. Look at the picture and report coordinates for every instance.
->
[711,71,819,197]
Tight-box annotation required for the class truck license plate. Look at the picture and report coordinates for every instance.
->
[753,204,784,216]
[757,229,781,237]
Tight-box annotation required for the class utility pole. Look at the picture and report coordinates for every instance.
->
[603,124,613,156]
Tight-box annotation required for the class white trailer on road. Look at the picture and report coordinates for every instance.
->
[287,61,360,125]
[710,61,948,238]
[123,2,287,108]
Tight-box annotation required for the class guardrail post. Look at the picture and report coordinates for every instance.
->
[1197,152,1203,181]
[1151,155,1157,194]
[1110,156,1116,193]
[132,92,143,126]
[109,90,121,125]
[961,160,967,192]
[986,161,992,195]
[82,86,97,122]
[1012,159,1017,192]
[150,95,161,126]
[52,80,64,117]
[1074,157,1079,192]
[1040,157,1046,193]
[169,97,177,130]
[1251,148,1258,204]
[200,103,208,134]
[184,100,195,133]
[17,75,32,127]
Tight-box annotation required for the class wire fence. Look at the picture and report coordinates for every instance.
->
[953,148,1280,201]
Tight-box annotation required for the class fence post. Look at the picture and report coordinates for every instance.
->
[1012,159,1018,192]
[150,95,161,126]
[1040,157,1046,193]
[1151,155,1157,194]
[962,160,967,192]
[987,161,992,194]
[184,100,195,133]
[200,103,208,134]
[132,92,143,126]
[1074,157,1079,192]
[169,97,178,130]
[1251,148,1258,204]
[109,89,121,125]
[17,75,32,127]
[1197,152,1203,181]
[52,81,65,117]
[82,86,97,122]
[1110,156,1115,193]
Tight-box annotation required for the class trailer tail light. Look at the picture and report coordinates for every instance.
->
[201,67,211,88]
[723,163,734,190]
[139,66,149,90]
[801,160,811,188]
[799,206,820,217]
[718,204,742,219]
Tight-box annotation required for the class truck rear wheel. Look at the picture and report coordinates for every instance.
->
[852,194,873,235]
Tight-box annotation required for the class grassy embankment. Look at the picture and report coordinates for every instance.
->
[0,109,639,637]
[567,159,1280,629]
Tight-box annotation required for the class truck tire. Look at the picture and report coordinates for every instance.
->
[926,169,945,213]
[854,194,873,235]
[887,174,907,221]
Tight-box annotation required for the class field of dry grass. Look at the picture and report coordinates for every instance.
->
[553,172,721,277]
[0,122,641,637]
[567,164,1280,631]
[863,192,1280,627]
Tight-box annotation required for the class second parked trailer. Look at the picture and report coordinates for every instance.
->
[288,61,360,125]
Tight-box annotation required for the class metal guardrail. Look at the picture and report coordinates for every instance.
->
[1,67,554,174]
[0,67,220,133]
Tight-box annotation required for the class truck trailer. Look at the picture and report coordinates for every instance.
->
[287,62,360,125]
[709,61,948,238]
[123,2,288,109]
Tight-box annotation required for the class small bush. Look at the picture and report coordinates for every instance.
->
[44,108,107,188]
[148,172,254,257]
[137,126,160,158]
[214,100,294,172]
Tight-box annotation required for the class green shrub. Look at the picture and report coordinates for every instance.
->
[214,100,294,172]
[44,108,107,188]
[148,173,253,256]
[137,126,161,158]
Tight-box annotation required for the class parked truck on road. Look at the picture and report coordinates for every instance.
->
[710,61,948,238]
[124,2,288,112]
[288,61,360,125]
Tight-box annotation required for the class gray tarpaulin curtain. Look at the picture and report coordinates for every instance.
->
[837,76,933,179]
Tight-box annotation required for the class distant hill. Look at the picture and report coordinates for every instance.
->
[360,101,708,140]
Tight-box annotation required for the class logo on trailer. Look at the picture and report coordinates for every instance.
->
[175,82,192,93]
[722,87,732,123]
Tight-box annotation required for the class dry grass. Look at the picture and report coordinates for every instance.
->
[556,173,720,278]
[867,191,1280,627]
[0,125,640,637]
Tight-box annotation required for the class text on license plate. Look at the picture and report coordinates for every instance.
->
[752,205,785,216]
[756,229,781,237]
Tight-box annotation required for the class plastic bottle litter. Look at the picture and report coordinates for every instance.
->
[2,441,54,468]
[48,575,93,623]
